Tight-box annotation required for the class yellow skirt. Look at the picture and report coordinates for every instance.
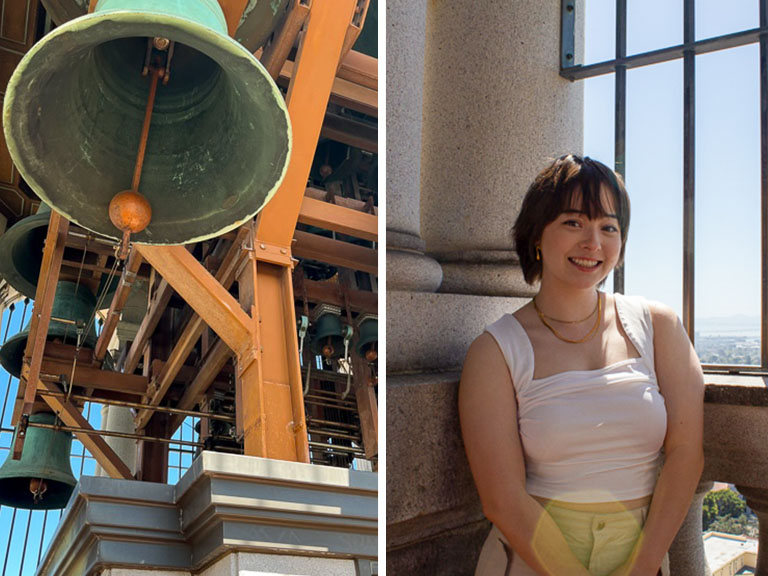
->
[475,504,670,576]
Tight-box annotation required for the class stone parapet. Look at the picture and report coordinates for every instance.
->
[36,452,377,576]
[387,290,528,374]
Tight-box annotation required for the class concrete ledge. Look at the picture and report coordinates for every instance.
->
[36,452,377,576]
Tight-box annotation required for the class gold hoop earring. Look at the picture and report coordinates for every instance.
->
[535,246,541,261]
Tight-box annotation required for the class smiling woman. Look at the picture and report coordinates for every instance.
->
[459,155,704,576]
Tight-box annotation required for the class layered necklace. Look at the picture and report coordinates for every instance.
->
[533,291,601,344]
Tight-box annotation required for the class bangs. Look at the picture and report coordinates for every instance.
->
[557,157,628,229]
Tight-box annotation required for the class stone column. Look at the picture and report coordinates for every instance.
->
[386,0,442,293]
[668,480,713,576]
[420,0,583,297]
[94,405,137,477]
[736,486,768,575]
[387,2,583,575]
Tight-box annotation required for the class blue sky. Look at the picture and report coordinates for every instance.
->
[584,0,762,321]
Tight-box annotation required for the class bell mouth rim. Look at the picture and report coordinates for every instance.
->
[4,9,292,246]
[0,210,51,298]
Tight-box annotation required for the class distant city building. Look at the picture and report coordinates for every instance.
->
[704,532,758,576]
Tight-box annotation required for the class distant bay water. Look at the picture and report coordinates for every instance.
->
[696,315,761,338]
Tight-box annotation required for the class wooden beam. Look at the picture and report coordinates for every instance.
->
[37,378,132,479]
[352,352,377,461]
[304,186,377,214]
[15,211,68,437]
[337,50,377,90]
[122,277,173,374]
[337,0,370,65]
[94,249,143,363]
[278,59,377,118]
[298,196,377,241]
[320,112,377,153]
[293,230,377,274]
[258,0,312,80]
[294,277,378,314]
[40,358,148,396]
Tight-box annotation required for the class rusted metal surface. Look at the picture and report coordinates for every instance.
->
[15,211,68,437]
[93,249,143,363]
[258,0,312,80]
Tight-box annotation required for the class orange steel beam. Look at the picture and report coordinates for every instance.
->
[217,0,250,37]
[37,378,132,479]
[134,230,249,430]
[136,244,252,355]
[256,0,358,246]
[236,0,355,463]
[93,249,143,364]
[298,196,377,241]
[14,211,68,435]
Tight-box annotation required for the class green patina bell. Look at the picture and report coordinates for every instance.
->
[0,204,119,301]
[311,310,345,360]
[40,0,290,53]
[356,316,378,359]
[0,282,99,378]
[0,412,77,510]
[5,0,291,245]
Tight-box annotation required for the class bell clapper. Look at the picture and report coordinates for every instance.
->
[110,38,176,255]
[29,477,48,504]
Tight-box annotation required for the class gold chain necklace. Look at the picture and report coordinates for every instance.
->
[533,292,602,344]
[534,295,599,324]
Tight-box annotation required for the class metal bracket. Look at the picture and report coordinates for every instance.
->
[561,0,577,72]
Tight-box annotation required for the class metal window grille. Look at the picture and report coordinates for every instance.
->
[0,299,198,575]
[563,0,768,373]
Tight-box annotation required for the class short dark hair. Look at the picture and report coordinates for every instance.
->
[513,154,630,285]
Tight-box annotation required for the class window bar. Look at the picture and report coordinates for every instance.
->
[1,508,17,576]
[613,0,627,294]
[18,510,31,576]
[761,0,768,367]
[77,402,93,477]
[36,510,50,566]
[682,0,695,341]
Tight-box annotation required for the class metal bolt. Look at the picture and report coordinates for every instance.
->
[566,3,574,12]
[566,53,573,60]
[260,243,266,249]
[280,248,287,254]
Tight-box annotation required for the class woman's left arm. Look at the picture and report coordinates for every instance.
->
[614,302,705,576]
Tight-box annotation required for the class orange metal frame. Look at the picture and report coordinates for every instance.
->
[14,0,368,474]
[139,0,358,462]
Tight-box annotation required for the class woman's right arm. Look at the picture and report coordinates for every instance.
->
[459,332,591,576]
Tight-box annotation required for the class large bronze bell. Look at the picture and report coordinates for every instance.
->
[40,0,290,53]
[4,0,291,245]
[356,315,378,361]
[311,306,345,360]
[0,282,98,378]
[0,412,77,510]
[0,204,119,300]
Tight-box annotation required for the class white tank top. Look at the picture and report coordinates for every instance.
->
[485,293,667,503]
